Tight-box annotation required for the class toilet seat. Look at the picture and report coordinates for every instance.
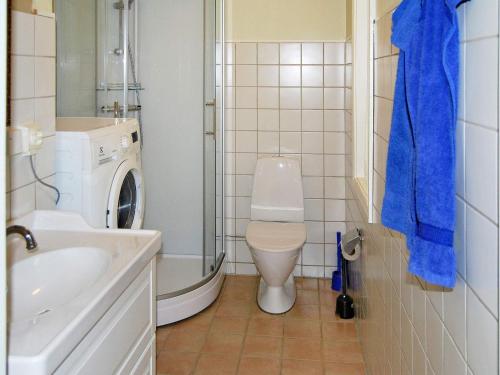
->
[246,221,306,252]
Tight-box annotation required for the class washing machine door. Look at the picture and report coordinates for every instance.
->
[106,158,144,229]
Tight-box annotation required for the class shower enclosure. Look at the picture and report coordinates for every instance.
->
[56,0,225,325]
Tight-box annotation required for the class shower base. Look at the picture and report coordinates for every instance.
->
[156,254,225,326]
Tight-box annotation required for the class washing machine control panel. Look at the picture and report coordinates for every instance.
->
[92,133,137,166]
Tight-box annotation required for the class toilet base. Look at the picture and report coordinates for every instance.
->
[257,274,296,314]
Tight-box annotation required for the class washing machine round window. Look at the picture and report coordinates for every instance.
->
[107,158,144,229]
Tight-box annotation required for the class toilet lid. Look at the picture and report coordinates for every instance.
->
[246,221,307,252]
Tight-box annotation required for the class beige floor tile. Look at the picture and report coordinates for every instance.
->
[284,319,321,337]
[323,362,366,375]
[210,316,249,335]
[296,277,319,291]
[322,340,364,363]
[319,290,338,306]
[285,304,321,320]
[156,276,365,375]
[237,357,280,375]
[296,290,320,305]
[283,337,322,361]
[202,333,244,355]
[320,304,354,322]
[163,330,206,353]
[281,359,323,375]
[216,301,253,318]
[171,312,213,333]
[241,335,282,358]
[247,317,284,336]
[194,353,239,375]
[322,322,359,341]
[156,351,198,375]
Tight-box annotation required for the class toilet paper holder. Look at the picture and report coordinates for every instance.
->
[341,228,362,259]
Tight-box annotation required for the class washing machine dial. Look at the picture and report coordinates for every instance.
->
[120,135,130,149]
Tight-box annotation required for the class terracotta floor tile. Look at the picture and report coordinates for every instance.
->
[247,317,284,336]
[285,304,320,320]
[319,290,339,306]
[172,312,213,333]
[296,277,319,290]
[320,304,355,322]
[250,305,285,320]
[283,337,322,361]
[210,316,248,335]
[281,359,323,375]
[156,326,171,353]
[284,319,321,337]
[296,290,320,305]
[221,287,257,303]
[241,335,282,358]
[318,278,333,291]
[322,340,364,363]
[158,276,365,375]
[194,353,239,375]
[322,322,359,341]
[237,357,280,375]
[156,351,197,375]
[202,333,244,355]
[163,330,206,353]
[324,362,366,375]
[216,301,253,318]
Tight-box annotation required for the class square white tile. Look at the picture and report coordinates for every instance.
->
[235,43,257,64]
[302,43,323,65]
[34,57,55,97]
[11,11,34,56]
[302,88,323,110]
[302,132,324,154]
[258,109,279,131]
[302,110,323,131]
[35,15,56,57]
[235,109,257,130]
[257,87,279,109]
[280,110,301,131]
[280,88,301,109]
[302,66,324,87]
[258,65,279,86]
[280,66,301,87]
[279,132,301,154]
[280,43,301,64]
[258,43,279,64]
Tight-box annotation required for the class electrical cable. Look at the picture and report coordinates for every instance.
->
[29,155,61,205]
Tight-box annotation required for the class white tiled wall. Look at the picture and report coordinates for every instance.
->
[224,41,347,277]
[349,1,500,375]
[7,11,57,221]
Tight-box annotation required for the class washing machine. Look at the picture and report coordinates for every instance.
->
[55,117,144,229]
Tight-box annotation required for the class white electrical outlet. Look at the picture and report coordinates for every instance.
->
[7,123,43,156]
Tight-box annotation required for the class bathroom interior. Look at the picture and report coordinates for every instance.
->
[1,0,499,374]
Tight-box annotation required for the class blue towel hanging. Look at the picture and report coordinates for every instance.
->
[381,0,463,288]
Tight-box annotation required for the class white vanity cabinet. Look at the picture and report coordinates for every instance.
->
[55,260,156,375]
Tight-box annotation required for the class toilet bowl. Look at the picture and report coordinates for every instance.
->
[245,157,306,314]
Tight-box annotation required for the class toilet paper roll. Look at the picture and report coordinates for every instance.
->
[342,243,361,262]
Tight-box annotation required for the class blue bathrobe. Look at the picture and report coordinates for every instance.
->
[382,0,462,288]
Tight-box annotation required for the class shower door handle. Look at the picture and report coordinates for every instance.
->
[205,99,216,139]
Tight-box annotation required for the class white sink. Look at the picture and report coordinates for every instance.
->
[7,210,161,375]
[8,247,111,323]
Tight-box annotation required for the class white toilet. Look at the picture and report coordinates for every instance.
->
[245,157,307,314]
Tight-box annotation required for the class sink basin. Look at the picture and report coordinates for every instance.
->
[8,247,111,323]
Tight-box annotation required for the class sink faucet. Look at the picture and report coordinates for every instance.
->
[7,225,38,251]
